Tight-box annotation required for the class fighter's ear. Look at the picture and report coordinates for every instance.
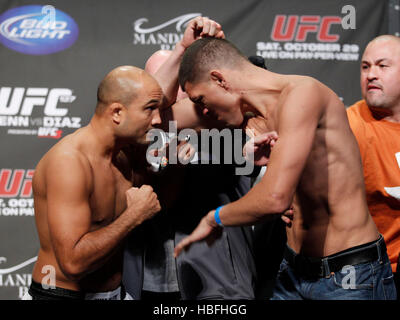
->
[110,102,123,124]
[210,70,228,90]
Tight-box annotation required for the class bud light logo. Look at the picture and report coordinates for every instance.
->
[0,5,79,55]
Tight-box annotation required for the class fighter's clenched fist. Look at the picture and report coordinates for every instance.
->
[125,185,161,224]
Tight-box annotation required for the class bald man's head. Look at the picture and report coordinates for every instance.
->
[361,35,400,109]
[363,35,400,65]
[96,66,149,112]
[367,34,400,47]
[94,65,163,144]
[145,50,172,75]
[145,50,189,101]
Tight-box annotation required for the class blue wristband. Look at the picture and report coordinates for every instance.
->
[214,206,224,227]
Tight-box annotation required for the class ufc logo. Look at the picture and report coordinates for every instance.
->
[0,169,33,197]
[271,15,342,42]
[38,127,62,139]
[0,87,76,116]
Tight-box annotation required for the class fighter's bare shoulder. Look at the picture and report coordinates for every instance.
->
[36,131,93,189]
[279,75,328,113]
[283,75,328,100]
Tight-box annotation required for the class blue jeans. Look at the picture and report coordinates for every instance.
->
[271,240,397,300]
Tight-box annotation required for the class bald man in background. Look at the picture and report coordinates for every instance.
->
[347,35,400,298]
[24,66,162,300]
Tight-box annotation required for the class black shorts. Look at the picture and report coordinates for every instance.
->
[28,280,85,300]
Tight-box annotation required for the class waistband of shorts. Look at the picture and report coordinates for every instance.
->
[284,234,387,278]
[29,280,85,300]
[29,280,126,300]
[85,285,126,300]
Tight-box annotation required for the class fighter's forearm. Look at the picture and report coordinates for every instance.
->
[153,42,186,106]
[210,182,292,226]
[60,209,143,281]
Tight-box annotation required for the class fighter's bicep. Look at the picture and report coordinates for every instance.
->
[161,98,208,131]
[261,87,322,193]
[45,155,92,254]
[170,98,203,130]
[277,84,322,147]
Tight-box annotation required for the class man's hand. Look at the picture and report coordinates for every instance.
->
[181,16,225,49]
[147,135,196,168]
[243,131,278,166]
[125,185,161,224]
[174,211,221,257]
[177,138,196,164]
[281,206,294,227]
[244,115,270,137]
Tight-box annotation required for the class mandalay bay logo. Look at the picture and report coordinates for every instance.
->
[0,256,37,299]
[132,13,201,50]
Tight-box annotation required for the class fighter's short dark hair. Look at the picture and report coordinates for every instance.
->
[178,38,247,91]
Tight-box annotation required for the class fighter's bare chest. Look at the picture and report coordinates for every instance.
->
[88,163,132,227]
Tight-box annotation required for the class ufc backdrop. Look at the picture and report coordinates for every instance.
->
[0,0,389,300]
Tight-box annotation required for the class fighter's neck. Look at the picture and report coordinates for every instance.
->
[236,67,287,120]
[86,116,123,160]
